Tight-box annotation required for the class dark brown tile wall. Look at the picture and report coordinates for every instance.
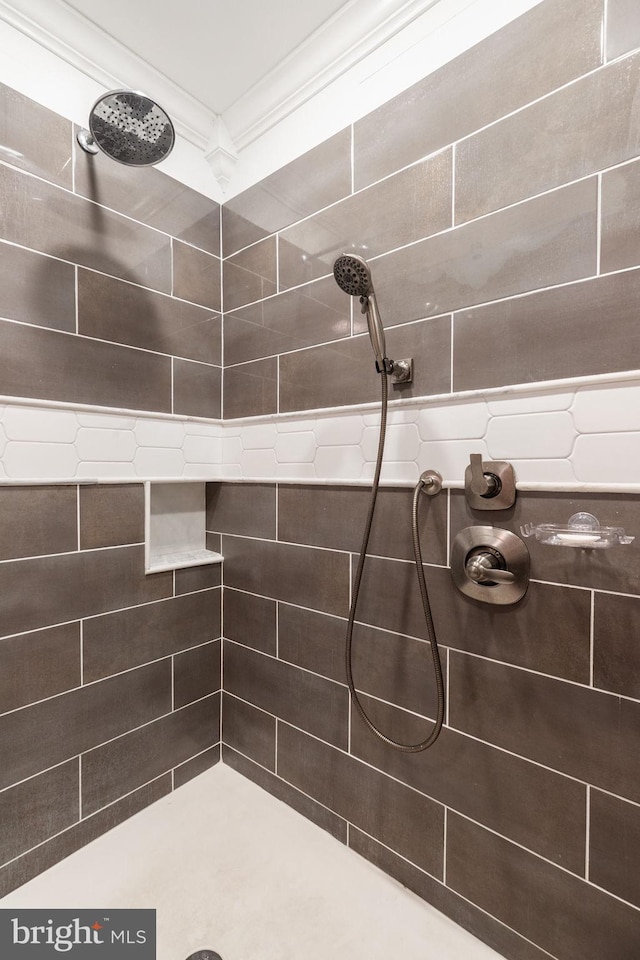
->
[0,88,221,415]
[215,480,640,960]
[0,482,221,896]
[219,0,640,421]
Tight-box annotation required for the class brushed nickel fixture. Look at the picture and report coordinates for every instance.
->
[333,253,443,753]
[452,526,529,605]
[464,453,516,510]
[333,254,413,384]
[77,90,175,166]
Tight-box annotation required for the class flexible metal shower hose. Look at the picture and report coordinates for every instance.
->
[345,372,445,752]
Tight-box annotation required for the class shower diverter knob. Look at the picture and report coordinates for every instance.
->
[452,526,529,605]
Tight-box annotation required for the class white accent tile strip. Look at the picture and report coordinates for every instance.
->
[0,375,639,491]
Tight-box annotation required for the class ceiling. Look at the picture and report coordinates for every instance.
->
[62,0,352,116]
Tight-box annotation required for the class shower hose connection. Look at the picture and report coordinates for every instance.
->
[345,371,445,752]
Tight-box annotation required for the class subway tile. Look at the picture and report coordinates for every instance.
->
[222,745,348,843]
[277,722,444,876]
[222,693,276,770]
[349,828,552,960]
[593,592,640,698]
[207,481,276,539]
[174,640,221,708]
[172,358,221,418]
[0,761,78,867]
[0,163,171,292]
[223,237,277,311]
[450,489,640,595]
[0,622,80,714]
[347,553,591,681]
[0,82,72,187]
[74,145,220,253]
[223,357,277,419]
[0,319,172,412]
[224,276,349,366]
[172,241,221,310]
[79,483,144,549]
[454,268,640,390]
[277,603,443,719]
[0,544,172,639]
[367,179,596,328]
[0,242,75,331]
[223,588,277,655]
[174,562,221,594]
[456,52,640,223]
[0,659,171,791]
[222,534,349,617]
[279,149,452,289]
[0,775,171,898]
[81,693,220,815]
[601,158,640,274]
[78,269,222,365]
[589,789,640,908]
[448,652,640,802]
[353,0,603,189]
[224,641,348,748]
[279,315,451,412]
[277,483,448,564]
[222,129,351,255]
[352,696,586,873]
[0,485,77,560]
[447,812,640,960]
[83,589,221,682]
[173,745,220,788]
[606,0,640,60]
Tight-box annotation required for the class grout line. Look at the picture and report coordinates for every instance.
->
[78,754,82,820]
[350,123,355,195]
[170,237,174,297]
[74,265,79,335]
[596,172,602,275]
[585,785,591,880]
[589,590,595,686]
[79,619,84,686]
[450,142,456,228]
[76,484,81,551]
[171,655,175,712]
[603,0,609,63]
[442,806,448,886]
[274,717,279,776]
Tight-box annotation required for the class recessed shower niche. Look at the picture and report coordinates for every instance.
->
[144,481,222,574]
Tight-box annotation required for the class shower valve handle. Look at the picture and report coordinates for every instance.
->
[469,454,500,498]
[465,553,515,585]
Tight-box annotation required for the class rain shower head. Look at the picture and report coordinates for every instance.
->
[77,90,175,166]
[333,253,388,372]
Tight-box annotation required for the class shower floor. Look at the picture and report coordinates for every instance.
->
[2,764,503,960]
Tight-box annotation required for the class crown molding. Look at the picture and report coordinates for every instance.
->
[224,0,442,151]
[0,0,443,158]
[0,0,215,149]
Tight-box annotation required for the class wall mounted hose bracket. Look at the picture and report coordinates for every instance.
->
[452,525,529,605]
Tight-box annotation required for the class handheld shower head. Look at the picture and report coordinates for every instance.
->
[333,254,388,372]
[77,90,175,166]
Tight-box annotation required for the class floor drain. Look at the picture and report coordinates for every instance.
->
[185,953,223,960]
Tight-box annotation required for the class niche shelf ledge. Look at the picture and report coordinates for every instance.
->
[144,480,221,575]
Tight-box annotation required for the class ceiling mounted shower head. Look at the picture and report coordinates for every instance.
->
[77,90,175,166]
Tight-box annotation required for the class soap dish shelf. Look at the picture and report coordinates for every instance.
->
[520,512,634,549]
